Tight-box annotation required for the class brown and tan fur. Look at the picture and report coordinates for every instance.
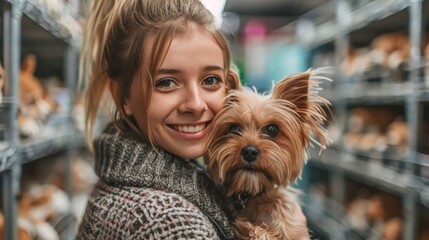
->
[204,69,331,240]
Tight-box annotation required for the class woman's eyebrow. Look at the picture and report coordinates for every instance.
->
[204,65,224,71]
[158,68,181,74]
[158,65,224,74]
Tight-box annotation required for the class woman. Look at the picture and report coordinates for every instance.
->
[77,0,305,239]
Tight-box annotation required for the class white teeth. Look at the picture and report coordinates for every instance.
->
[176,124,205,133]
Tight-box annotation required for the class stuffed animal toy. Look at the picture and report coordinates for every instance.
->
[19,54,58,138]
[383,117,409,170]
[19,184,72,240]
[0,211,33,240]
[340,47,371,77]
[382,217,404,240]
[364,32,410,83]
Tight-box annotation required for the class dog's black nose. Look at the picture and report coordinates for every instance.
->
[241,146,259,162]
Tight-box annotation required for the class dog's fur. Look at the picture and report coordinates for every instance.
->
[204,69,331,240]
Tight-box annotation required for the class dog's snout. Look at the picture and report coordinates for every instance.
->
[241,146,259,162]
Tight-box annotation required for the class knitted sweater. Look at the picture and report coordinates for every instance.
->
[76,124,234,239]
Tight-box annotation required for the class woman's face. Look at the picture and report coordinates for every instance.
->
[126,26,227,159]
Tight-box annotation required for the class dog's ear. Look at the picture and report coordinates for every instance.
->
[21,54,37,74]
[272,71,310,110]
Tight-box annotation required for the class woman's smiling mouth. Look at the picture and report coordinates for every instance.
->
[169,122,210,133]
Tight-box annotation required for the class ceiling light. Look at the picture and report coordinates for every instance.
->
[201,0,227,27]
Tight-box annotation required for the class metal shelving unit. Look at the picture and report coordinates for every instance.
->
[308,147,413,196]
[303,0,412,50]
[0,0,82,239]
[294,0,428,239]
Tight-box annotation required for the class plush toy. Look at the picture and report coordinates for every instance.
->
[340,47,371,77]
[343,107,392,154]
[382,117,409,170]
[382,217,404,240]
[366,193,403,239]
[364,32,410,83]
[19,184,72,240]
[19,54,58,138]
[0,211,33,240]
[345,195,370,234]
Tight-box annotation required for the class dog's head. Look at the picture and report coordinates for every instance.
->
[204,70,331,197]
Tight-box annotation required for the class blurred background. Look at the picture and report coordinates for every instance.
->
[0,0,428,239]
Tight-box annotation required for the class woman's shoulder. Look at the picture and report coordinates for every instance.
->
[77,182,220,239]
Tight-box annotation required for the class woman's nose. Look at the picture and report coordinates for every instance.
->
[178,85,208,115]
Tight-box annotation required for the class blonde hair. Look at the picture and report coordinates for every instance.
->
[80,0,240,152]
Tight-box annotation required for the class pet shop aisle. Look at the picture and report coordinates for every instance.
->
[0,0,92,239]
[225,0,429,239]
[273,0,429,239]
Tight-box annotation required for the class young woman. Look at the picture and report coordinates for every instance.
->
[77,0,239,239]
[77,0,305,239]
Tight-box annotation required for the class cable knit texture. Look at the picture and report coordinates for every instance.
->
[76,124,234,239]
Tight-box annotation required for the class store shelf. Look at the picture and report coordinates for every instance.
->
[21,126,84,164]
[326,81,412,105]
[342,0,410,34]
[1,1,81,239]
[420,185,429,208]
[302,194,371,240]
[23,0,80,45]
[308,146,412,196]
[307,0,410,49]
[1,0,80,45]
[418,90,429,102]
[416,153,429,207]
[0,142,19,173]
[0,0,81,78]
[0,119,84,171]
[303,0,426,239]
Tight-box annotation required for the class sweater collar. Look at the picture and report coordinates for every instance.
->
[93,124,186,188]
[93,124,235,239]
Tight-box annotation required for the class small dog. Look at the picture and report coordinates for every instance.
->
[204,69,331,240]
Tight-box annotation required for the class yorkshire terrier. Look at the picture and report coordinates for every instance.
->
[204,69,331,240]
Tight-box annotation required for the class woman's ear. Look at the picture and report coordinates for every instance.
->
[226,70,241,91]
[109,80,133,115]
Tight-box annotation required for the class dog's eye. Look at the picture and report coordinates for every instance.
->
[264,124,279,138]
[229,124,242,134]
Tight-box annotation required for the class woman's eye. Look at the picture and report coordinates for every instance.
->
[229,124,242,134]
[264,124,279,138]
[155,79,178,90]
[202,76,221,87]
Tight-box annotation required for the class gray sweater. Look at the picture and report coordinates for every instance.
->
[76,124,234,239]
